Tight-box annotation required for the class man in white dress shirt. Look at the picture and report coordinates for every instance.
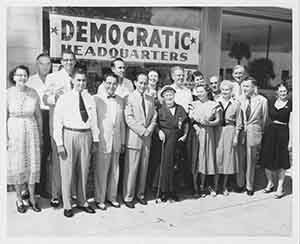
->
[26,53,52,197]
[231,65,247,99]
[53,68,99,217]
[170,66,193,113]
[93,72,126,210]
[43,50,76,208]
[98,58,134,99]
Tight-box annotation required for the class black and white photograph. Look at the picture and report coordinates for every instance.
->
[1,1,299,242]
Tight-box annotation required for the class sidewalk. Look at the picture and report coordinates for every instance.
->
[5,167,292,237]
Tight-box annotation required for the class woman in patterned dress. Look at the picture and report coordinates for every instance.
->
[189,84,221,197]
[7,65,43,213]
[215,80,243,196]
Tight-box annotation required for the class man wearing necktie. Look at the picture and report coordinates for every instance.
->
[93,72,126,210]
[43,50,76,208]
[123,72,157,208]
[237,77,268,196]
[53,68,99,217]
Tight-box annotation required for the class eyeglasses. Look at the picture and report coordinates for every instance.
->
[14,74,28,77]
[62,59,75,62]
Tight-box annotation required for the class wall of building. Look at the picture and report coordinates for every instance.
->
[7,7,43,86]
[220,50,292,86]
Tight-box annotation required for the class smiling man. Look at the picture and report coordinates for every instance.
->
[53,68,99,217]
[43,50,76,209]
[98,58,134,99]
[123,72,157,208]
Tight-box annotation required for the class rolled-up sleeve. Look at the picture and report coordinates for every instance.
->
[90,97,100,142]
[53,96,64,147]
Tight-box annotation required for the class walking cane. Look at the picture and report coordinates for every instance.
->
[155,141,165,204]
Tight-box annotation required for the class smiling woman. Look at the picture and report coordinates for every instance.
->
[7,65,43,214]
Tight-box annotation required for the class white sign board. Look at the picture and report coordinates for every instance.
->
[49,14,200,65]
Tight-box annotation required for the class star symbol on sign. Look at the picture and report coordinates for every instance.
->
[190,37,196,45]
[51,26,58,35]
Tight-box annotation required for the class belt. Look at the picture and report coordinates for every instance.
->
[273,121,288,126]
[222,122,236,127]
[9,114,34,119]
[63,126,91,132]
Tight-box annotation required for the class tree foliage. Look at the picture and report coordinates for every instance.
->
[248,58,275,88]
[229,42,251,64]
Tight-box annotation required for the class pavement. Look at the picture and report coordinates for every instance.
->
[5,167,293,237]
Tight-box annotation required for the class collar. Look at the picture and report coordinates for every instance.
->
[60,68,73,79]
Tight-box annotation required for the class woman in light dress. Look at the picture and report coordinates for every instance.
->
[7,65,43,213]
[189,84,221,197]
[215,80,243,196]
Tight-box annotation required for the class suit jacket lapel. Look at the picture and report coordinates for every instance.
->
[248,95,260,121]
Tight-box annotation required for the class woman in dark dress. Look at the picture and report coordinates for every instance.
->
[260,83,292,198]
[153,85,188,202]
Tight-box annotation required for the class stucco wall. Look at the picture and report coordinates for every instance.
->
[7,7,43,86]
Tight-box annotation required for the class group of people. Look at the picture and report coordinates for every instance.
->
[7,50,292,218]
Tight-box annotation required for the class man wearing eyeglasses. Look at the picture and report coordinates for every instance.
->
[43,49,76,209]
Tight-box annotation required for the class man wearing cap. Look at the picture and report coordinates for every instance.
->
[123,72,157,208]
[154,85,188,202]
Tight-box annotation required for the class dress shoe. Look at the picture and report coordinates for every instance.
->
[124,201,135,208]
[246,189,254,196]
[274,191,285,199]
[95,202,107,210]
[234,186,245,193]
[28,201,42,212]
[64,209,74,218]
[137,198,147,205]
[223,188,229,196]
[208,186,217,197]
[50,198,60,208]
[263,186,275,193]
[16,201,27,214]
[160,194,168,202]
[169,193,179,202]
[107,201,120,208]
[77,206,96,214]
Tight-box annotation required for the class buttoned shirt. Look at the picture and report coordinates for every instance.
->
[97,77,134,99]
[170,84,193,112]
[44,68,72,105]
[97,89,118,124]
[53,89,99,146]
[26,73,49,110]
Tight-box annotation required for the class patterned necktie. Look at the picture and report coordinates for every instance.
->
[79,92,89,122]
[141,94,146,118]
[246,97,251,121]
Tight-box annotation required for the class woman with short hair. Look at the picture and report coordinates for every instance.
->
[260,83,292,198]
[189,84,221,197]
[7,65,43,213]
[215,80,243,195]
